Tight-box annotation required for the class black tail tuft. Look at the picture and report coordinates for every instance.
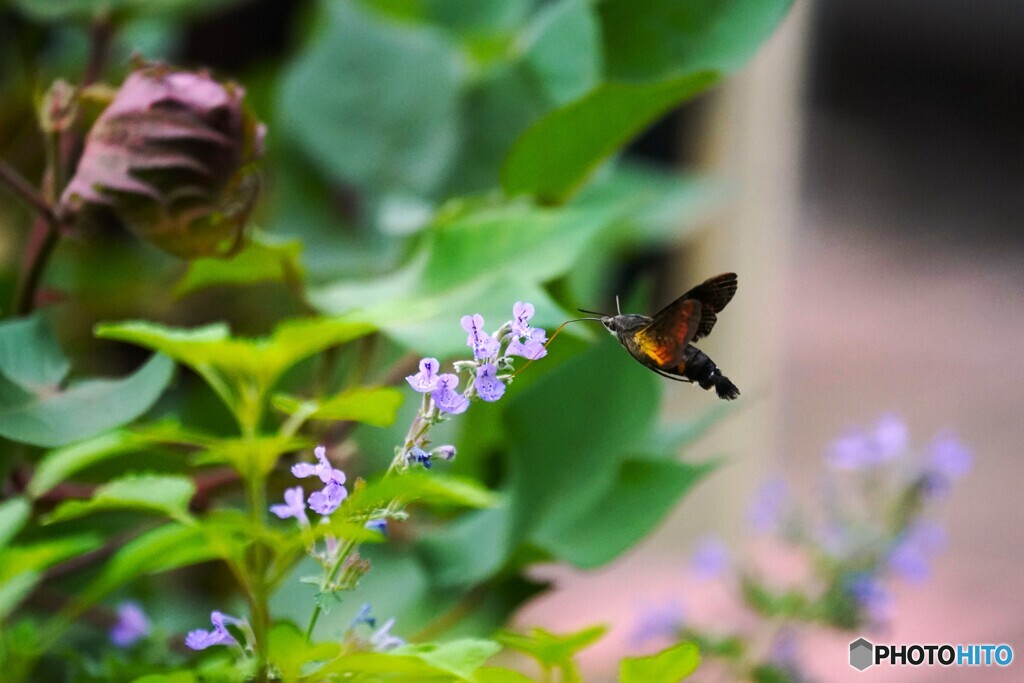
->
[713,376,740,401]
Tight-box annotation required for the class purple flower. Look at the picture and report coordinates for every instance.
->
[365,519,388,535]
[432,373,469,414]
[406,358,440,393]
[407,446,432,469]
[631,599,686,646]
[746,478,788,533]
[270,486,309,526]
[292,445,346,486]
[927,432,972,480]
[474,363,506,402]
[689,536,730,579]
[846,573,893,624]
[185,611,240,650]
[433,445,456,461]
[887,522,946,583]
[351,603,377,629]
[828,415,908,470]
[511,301,535,337]
[461,314,500,360]
[308,481,347,515]
[110,602,149,647]
[369,617,405,652]
[506,328,548,360]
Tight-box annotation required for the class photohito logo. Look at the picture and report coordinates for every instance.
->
[849,637,1014,671]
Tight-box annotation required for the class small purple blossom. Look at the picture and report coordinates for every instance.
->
[846,573,893,624]
[407,446,432,469]
[185,611,240,650]
[369,617,405,651]
[461,314,501,360]
[474,363,506,402]
[828,415,908,470]
[270,486,309,526]
[432,373,469,414]
[406,358,440,393]
[511,301,535,337]
[308,481,347,515]
[292,445,346,486]
[887,522,946,583]
[689,536,730,579]
[506,328,548,360]
[631,599,686,646]
[747,478,788,533]
[365,519,388,535]
[433,445,456,461]
[351,603,377,629]
[110,602,149,647]
[926,432,972,484]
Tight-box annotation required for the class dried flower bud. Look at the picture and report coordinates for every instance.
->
[59,65,265,258]
[39,80,78,134]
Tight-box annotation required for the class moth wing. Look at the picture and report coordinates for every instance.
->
[631,298,702,368]
[676,272,738,342]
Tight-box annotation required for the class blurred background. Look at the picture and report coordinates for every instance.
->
[520,1,1024,680]
[2,0,1022,680]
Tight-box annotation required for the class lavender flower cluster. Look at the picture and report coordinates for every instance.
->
[632,416,973,678]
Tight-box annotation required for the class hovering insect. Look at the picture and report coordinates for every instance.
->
[580,273,740,400]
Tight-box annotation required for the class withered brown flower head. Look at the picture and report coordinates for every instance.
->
[60,65,265,259]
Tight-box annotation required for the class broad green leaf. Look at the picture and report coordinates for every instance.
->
[503,339,660,540]
[395,639,502,681]
[174,234,305,298]
[620,641,701,683]
[416,507,510,588]
[29,422,213,498]
[599,0,794,81]
[0,571,39,622]
[131,673,199,683]
[95,318,374,419]
[267,622,341,682]
[308,650,454,679]
[195,434,310,479]
[501,72,718,202]
[11,0,239,23]
[521,0,601,106]
[532,458,715,568]
[348,472,498,513]
[0,534,103,583]
[45,474,195,524]
[279,0,461,197]
[0,498,31,549]
[496,625,606,669]
[78,523,219,606]
[273,386,404,428]
[0,315,69,389]
[0,353,174,447]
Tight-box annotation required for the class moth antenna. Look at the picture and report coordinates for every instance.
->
[615,295,622,315]
[577,308,610,316]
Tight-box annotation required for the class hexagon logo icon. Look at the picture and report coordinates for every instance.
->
[850,638,874,671]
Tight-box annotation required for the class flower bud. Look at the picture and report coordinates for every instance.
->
[59,65,265,258]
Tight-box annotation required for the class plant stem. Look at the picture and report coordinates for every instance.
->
[0,160,56,219]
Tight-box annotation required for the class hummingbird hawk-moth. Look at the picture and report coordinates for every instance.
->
[581,273,740,400]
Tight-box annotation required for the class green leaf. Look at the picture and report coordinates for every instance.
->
[620,641,701,683]
[11,0,239,23]
[348,472,498,513]
[195,434,310,479]
[0,498,31,550]
[279,0,461,196]
[0,315,69,389]
[45,474,195,524]
[0,571,39,623]
[496,625,606,669]
[311,650,450,679]
[751,663,796,683]
[501,72,718,202]
[28,422,213,499]
[532,458,715,568]
[174,234,305,298]
[395,639,502,681]
[95,317,374,419]
[273,386,404,428]
[416,507,510,588]
[0,353,174,448]
[267,622,340,682]
[0,534,103,583]
[598,0,795,81]
[739,576,809,619]
[521,0,601,106]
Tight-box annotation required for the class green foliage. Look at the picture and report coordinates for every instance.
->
[44,474,196,524]
[620,641,701,683]
[273,386,404,428]
[0,315,174,447]
[496,625,606,683]
[174,234,305,298]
